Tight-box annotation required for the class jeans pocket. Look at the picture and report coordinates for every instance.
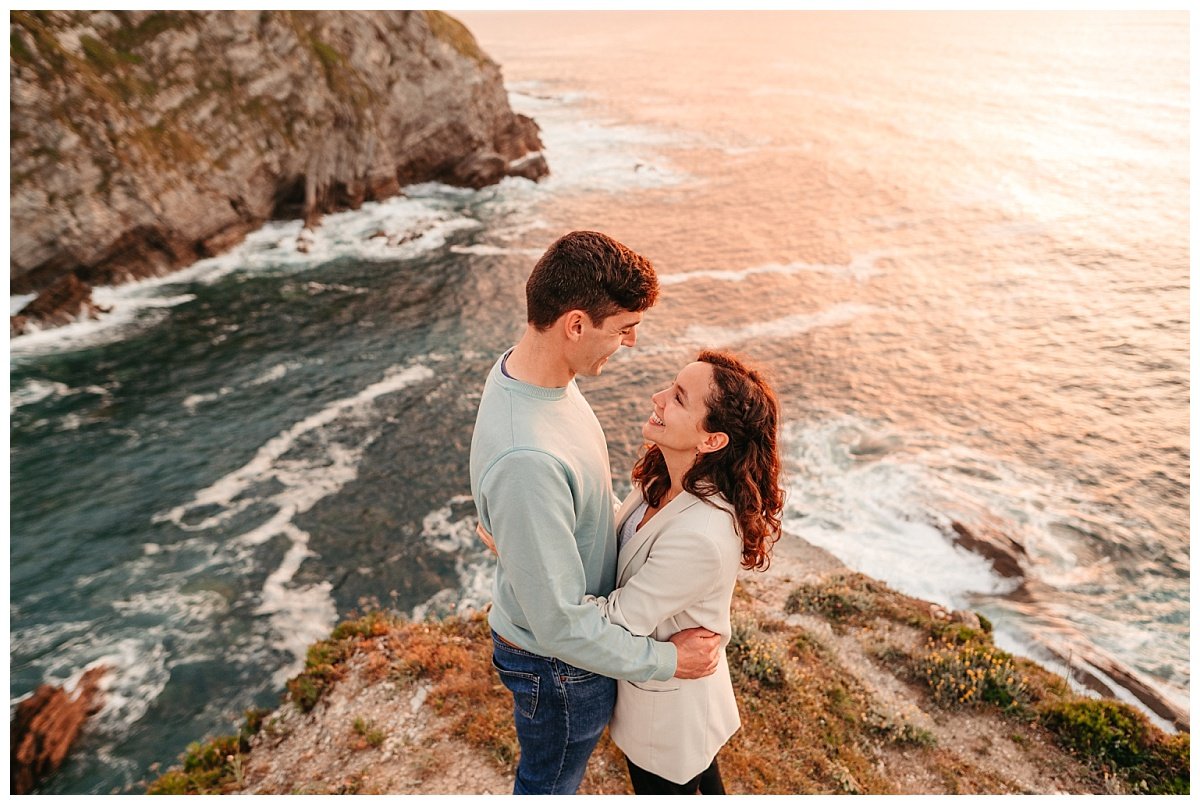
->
[554,660,600,684]
[492,656,540,720]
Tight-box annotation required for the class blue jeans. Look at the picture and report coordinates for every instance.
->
[491,631,616,794]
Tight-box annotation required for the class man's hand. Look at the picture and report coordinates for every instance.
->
[670,627,721,679]
[476,522,498,555]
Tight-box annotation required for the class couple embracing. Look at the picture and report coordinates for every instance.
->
[469,231,784,795]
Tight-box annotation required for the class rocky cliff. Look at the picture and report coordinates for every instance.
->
[10,10,547,334]
[143,536,1189,795]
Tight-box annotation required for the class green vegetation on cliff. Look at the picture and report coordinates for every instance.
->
[425,10,490,66]
[145,573,1188,795]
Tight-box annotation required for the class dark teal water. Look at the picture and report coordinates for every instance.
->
[10,11,1189,792]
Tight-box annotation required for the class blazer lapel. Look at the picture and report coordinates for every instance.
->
[613,488,645,583]
[615,490,702,585]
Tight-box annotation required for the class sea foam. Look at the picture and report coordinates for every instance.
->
[660,253,887,286]
[683,302,878,346]
[410,495,495,622]
[783,415,1013,610]
[157,362,435,681]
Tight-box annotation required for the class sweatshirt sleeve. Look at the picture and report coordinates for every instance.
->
[479,449,677,682]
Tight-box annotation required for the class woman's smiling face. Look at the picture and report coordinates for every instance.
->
[643,360,718,455]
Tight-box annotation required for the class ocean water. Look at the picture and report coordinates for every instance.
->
[8,11,1189,793]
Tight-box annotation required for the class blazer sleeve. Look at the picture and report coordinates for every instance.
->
[587,525,725,636]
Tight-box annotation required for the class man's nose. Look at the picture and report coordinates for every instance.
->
[622,329,637,347]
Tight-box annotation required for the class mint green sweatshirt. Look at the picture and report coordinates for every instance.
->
[469,352,677,682]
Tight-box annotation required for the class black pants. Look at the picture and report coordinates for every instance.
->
[625,755,726,795]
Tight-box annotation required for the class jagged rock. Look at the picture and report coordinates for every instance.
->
[446,152,509,189]
[949,520,1027,579]
[11,275,111,335]
[10,666,110,794]
[508,152,550,182]
[10,10,547,331]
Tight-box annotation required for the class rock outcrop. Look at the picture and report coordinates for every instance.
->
[949,519,1027,579]
[10,10,547,333]
[10,666,110,795]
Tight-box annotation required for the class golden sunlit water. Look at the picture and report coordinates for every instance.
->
[460,9,1189,719]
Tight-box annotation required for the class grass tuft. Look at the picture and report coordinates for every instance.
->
[352,717,386,748]
[424,11,489,65]
[783,573,913,630]
[919,635,1027,710]
[728,613,790,687]
[145,707,269,794]
[1038,699,1190,794]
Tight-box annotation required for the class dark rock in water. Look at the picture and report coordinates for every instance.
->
[10,666,110,794]
[446,152,510,189]
[10,10,548,333]
[508,152,551,182]
[11,275,112,336]
[949,520,1027,579]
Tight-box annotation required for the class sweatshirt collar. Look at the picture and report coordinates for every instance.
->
[494,349,570,400]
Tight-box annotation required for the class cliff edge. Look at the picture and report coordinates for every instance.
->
[10,10,547,335]
[143,535,1188,795]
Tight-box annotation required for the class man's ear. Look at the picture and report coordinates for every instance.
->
[698,431,730,454]
[562,310,587,341]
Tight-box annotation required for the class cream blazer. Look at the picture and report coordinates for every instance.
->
[587,487,743,784]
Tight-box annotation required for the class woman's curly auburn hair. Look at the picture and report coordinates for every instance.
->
[631,350,784,571]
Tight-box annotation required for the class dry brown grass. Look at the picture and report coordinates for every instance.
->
[148,578,1188,795]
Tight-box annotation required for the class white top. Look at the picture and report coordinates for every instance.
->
[618,500,650,550]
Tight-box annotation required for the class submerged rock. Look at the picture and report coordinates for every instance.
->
[10,10,549,333]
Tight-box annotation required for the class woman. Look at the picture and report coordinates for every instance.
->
[478,349,783,794]
[586,349,783,794]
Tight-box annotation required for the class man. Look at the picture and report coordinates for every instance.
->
[469,231,721,795]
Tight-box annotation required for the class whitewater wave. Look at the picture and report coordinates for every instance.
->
[660,253,887,286]
[410,495,494,622]
[10,289,197,358]
[182,387,233,414]
[683,302,878,346]
[8,195,481,358]
[449,244,546,257]
[157,362,436,681]
[506,83,690,193]
[782,413,1188,730]
[783,416,1016,609]
[181,361,303,414]
[10,379,73,412]
[10,378,115,420]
